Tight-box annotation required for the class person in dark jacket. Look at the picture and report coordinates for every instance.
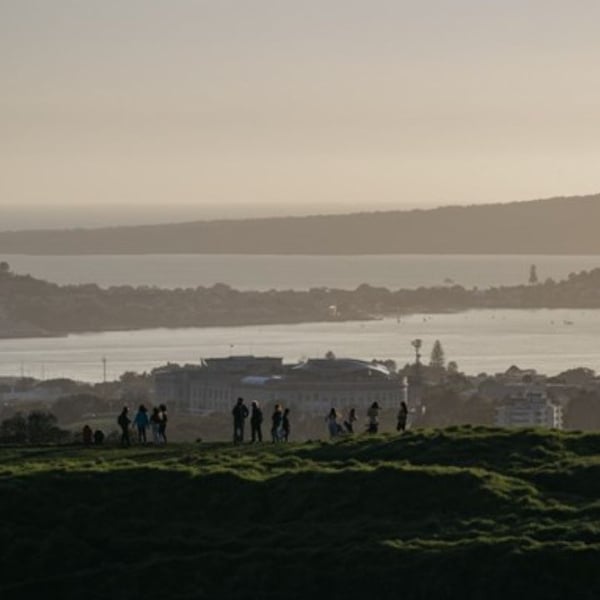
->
[271,404,283,442]
[367,402,380,434]
[282,408,291,442]
[344,408,357,434]
[118,406,131,447]
[397,401,408,432]
[232,397,249,444]
[250,401,263,443]
[150,407,161,444]
[82,424,93,446]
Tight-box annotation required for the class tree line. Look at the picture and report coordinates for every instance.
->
[2,262,600,336]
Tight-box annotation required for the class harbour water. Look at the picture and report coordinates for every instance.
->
[2,309,599,382]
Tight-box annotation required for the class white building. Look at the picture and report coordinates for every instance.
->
[495,390,563,429]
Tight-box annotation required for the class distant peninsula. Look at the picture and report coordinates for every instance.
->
[2,262,600,339]
[2,194,600,255]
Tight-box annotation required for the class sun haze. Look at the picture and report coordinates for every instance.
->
[2,1,600,228]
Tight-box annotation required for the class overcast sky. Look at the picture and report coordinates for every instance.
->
[2,1,600,228]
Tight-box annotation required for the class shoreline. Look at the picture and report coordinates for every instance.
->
[0,305,595,342]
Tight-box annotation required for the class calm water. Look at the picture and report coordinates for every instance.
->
[2,309,600,382]
[3,254,600,290]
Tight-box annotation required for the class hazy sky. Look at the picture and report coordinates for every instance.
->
[2,1,600,228]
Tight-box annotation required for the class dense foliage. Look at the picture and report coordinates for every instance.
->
[2,264,600,336]
[1,427,600,599]
[0,410,69,444]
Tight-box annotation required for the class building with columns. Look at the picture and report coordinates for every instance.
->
[154,356,405,416]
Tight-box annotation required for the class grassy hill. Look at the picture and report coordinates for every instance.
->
[1,427,600,599]
[2,193,600,254]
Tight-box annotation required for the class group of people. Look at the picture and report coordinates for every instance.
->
[117,403,168,447]
[233,397,409,444]
[327,400,409,438]
[82,425,105,446]
[232,397,291,444]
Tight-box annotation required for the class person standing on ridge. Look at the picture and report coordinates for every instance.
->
[232,397,249,444]
[133,404,150,444]
[271,404,283,442]
[344,408,357,434]
[367,402,380,434]
[282,408,291,442]
[82,424,93,446]
[397,401,408,432]
[118,406,131,447]
[93,429,105,445]
[158,404,168,444]
[326,408,340,439]
[150,407,161,444]
[250,400,263,443]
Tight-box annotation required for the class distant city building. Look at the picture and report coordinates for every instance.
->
[154,356,404,416]
[495,390,563,429]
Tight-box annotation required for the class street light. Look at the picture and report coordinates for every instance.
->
[411,339,422,365]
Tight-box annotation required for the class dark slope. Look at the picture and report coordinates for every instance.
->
[1,428,600,599]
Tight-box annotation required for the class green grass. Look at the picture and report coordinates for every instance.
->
[1,427,600,599]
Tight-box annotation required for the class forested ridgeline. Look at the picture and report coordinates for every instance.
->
[3,195,600,254]
[2,262,600,336]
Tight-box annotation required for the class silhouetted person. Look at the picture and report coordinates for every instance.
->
[93,429,105,445]
[118,406,131,447]
[282,408,291,442]
[250,400,263,443]
[150,407,161,444]
[326,408,340,438]
[133,404,149,443]
[232,397,249,444]
[271,404,283,442]
[344,408,357,434]
[397,401,408,432]
[158,404,168,444]
[82,424,93,446]
[367,402,380,434]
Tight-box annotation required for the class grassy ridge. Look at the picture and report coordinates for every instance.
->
[1,427,600,599]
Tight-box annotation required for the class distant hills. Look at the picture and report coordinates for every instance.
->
[2,194,600,254]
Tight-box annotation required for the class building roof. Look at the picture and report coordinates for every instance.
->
[240,375,283,386]
[291,358,391,378]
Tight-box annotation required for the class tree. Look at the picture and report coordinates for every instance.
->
[447,361,459,375]
[0,412,27,443]
[529,264,539,285]
[0,410,69,444]
[429,340,445,369]
[325,350,336,360]
[27,411,67,443]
